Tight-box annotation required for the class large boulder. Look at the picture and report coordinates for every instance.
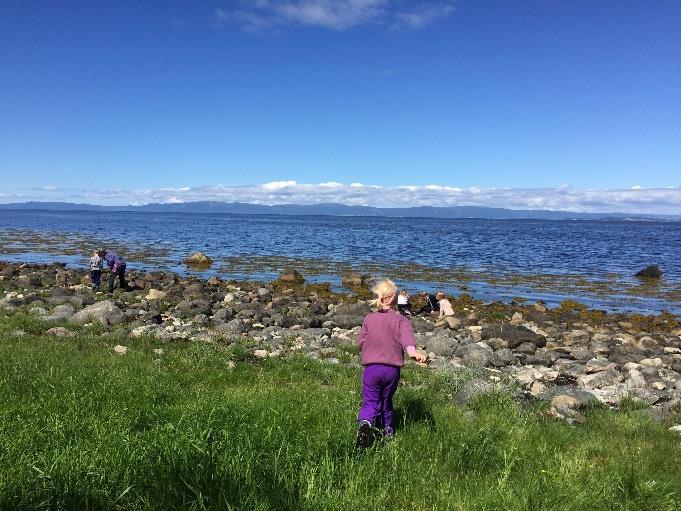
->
[184,252,212,269]
[455,342,493,368]
[635,265,662,278]
[423,331,459,357]
[341,272,370,288]
[43,304,75,322]
[481,324,545,349]
[331,302,371,329]
[71,300,125,326]
[278,269,304,284]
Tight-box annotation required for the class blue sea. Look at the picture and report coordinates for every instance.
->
[1,209,680,314]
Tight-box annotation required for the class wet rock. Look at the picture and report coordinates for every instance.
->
[71,300,125,326]
[184,252,212,268]
[635,265,662,278]
[278,269,304,284]
[341,272,369,288]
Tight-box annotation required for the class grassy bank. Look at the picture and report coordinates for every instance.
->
[0,313,680,510]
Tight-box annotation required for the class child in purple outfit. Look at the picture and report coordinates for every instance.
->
[356,279,427,448]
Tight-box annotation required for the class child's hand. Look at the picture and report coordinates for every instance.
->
[411,351,427,363]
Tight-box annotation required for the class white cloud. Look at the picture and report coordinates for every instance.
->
[215,0,455,32]
[393,2,455,29]
[5,181,681,215]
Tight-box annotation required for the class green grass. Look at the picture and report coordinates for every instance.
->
[0,312,680,510]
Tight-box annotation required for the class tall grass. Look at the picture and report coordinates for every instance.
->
[0,312,679,510]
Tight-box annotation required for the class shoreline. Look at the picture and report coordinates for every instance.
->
[1,259,680,428]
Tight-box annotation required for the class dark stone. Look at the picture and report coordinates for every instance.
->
[278,268,305,284]
[482,324,546,349]
[609,344,647,366]
[635,265,662,278]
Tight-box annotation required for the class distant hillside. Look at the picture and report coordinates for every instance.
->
[0,201,678,221]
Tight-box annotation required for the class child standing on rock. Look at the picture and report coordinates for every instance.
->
[89,249,103,291]
[356,279,427,448]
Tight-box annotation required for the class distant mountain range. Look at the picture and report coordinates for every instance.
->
[0,201,679,221]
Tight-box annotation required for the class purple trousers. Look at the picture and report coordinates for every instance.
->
[358,364,400,435]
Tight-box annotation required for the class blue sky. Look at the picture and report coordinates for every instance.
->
[1,1,680,212]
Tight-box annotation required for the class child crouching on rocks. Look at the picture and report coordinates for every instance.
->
[356,279,427,448]
[89,249,103,291]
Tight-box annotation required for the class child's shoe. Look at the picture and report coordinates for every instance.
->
[355,420,380,450]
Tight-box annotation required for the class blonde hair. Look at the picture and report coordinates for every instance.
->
[372,279,397,309]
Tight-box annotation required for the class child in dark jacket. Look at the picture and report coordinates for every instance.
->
[355,279,427,448]
[100,250,127,294]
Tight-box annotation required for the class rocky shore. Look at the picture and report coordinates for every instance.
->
[1,260,680,429]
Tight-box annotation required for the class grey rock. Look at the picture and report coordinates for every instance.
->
[424,331,459,357]
[213,308,235,323]
[215,318,247,335]
[578,368,623,389]
[71,300,125,326]
[516,342,537,355]
[453,378,497,406]
[45,326,73,337]
[455,342,493,368]
[570,348,594,361]
[491,348,515,367]
[44,304,75,322]
[538,386,600,406]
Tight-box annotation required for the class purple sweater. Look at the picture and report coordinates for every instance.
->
[357,309,417,367]
[104,252,126,273]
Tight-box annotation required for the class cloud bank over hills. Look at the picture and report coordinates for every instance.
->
[2,181,681,215]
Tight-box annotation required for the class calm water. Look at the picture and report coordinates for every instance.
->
[1,209,680,313]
